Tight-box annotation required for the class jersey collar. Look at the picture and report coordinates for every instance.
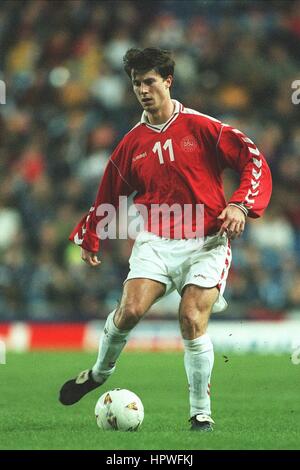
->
[140,99,183,133]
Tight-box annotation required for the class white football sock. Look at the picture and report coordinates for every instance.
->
[183,333,214,418]
[92,310,131,383]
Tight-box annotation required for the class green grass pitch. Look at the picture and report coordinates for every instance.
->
[0,351,299,450]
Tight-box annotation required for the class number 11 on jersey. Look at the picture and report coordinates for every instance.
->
[152,139,175,164]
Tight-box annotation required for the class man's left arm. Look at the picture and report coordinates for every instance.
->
[216,125,272,239]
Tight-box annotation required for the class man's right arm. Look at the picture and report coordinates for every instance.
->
[69,140,134,262]
[80,247,101,267]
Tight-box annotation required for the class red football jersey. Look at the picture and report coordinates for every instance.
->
[70,100,272,252]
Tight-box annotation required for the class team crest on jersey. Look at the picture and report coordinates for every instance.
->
[180,135,199,153]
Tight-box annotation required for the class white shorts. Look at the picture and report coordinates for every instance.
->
[124,231,232,313]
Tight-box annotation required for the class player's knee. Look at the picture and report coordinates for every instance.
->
[179,308,200,329]
[116,303,145,329]
[179,305,210,328]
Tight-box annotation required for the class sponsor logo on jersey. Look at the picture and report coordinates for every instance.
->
[133,152,147,162]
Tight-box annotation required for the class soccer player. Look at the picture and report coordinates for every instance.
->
[59,48,272,431]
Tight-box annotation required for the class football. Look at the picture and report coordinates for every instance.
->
[95,388,144,431]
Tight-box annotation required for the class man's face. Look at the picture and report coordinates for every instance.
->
[131,69,173,114]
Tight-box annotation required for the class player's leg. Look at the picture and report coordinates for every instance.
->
[59,278,165,405]
[91,278,165,382]
[179,285,218,431]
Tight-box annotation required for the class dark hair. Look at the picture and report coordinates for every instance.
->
[123,47,175,79]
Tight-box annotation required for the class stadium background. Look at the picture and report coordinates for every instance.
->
[0,0,299,353]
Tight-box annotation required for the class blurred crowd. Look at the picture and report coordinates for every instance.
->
[0,0,300,321]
